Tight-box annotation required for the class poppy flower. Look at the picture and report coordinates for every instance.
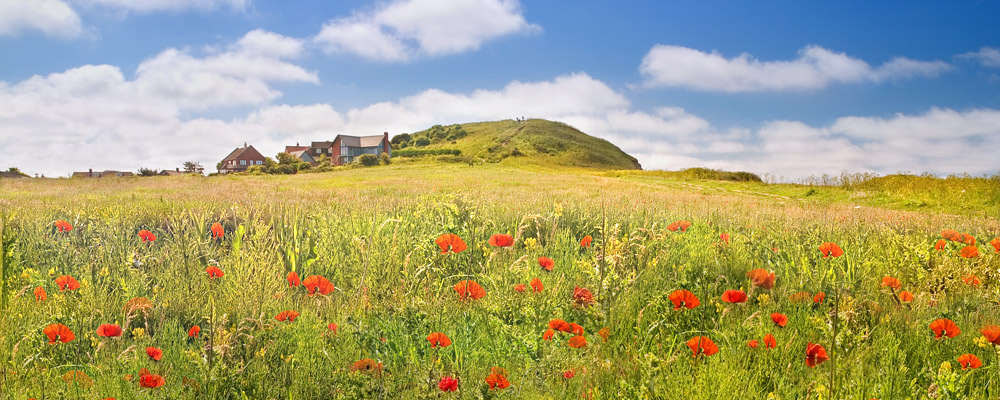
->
[991,237,1000,253]
[572,286,594,306]
[771,313,788,327]
[328,323,338,334]
[542,328,555,341]
[666,220,693,232]
[530,277,543,293]
[963,275,980,287]
[439,376,458,392]
[981,325,1000,345]
[453,280,485,300]
[805,342,828,367]
[898,291,914,302]
[513,284,526,292]
[747,340,759,348]
[286,271,300,287]
[957,354,982,369]
[763,333,776,349]
[138,230,156,242]
[55,220,73,232]
[818,242,844,258]
[942,229,961,242]
[934,239,947,250]
[929,318,960,339]
[188,326,200,338]
[549,319,572,333]
[205,266,224,279]
[484,371,510,390]
[580,235,592,248]
[567,335,587,348]
[563,370,575,379]
[302,275,335,295]
[881,277,901,290]
[961,233,976,245]
[789,291,811,303]
[488,234,514,248]
[721,290,748,304]
[538,257,554,271]
[668,289,699,310]
[686,336,718,357]
[43,323,74,344]
[435,233,467,254]
[274,310,300,322]
[959,246,978,258]
[720,233,730,244]
[597,327,609,342]
[55,275,80,291]
[146,347,162,361]
[813,292,825,304]
[34,286,46,301]
[569,323,584,335]
[747,269,776,290]
[350,359,383,374]
[97,324,123,338]
[139,374,165,388]
[426,332,452,348]
[210,222,224,239]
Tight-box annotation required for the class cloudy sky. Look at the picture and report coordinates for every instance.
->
[1,0,999,179]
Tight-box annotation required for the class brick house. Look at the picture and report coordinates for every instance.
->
[220,144,266,173]
[305,132,391,166]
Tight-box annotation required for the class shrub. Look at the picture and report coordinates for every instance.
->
[379,152,391,165]
[357,154,380,167]
[392,149,461,158]
[415,138,431,147]
[390,133,411,145]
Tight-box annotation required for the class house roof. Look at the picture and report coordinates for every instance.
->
[285,145,309,153]
[338,134,385,147]
[72,170,133,177]
[222,145,265,162]
[0,171,26,178]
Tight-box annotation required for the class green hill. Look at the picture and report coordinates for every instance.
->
[390,119,642,170]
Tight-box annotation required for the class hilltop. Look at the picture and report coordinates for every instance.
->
[390,119,642,170]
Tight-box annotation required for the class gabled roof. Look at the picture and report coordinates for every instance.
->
[285,145,309,153]
[222,145,265,162]
[0,171,26,178]
[338,134,385,147]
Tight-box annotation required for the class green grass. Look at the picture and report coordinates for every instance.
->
[0,163,998,399]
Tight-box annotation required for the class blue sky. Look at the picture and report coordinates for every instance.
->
[1,0,999,179]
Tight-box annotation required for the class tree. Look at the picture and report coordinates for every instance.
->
[6,167,29,177]
[183,161,202,173]
[276,152,300,165]
[390,133,411,145]
[216,161,225,172]
[138,168,157,177]
[415,138,430,147]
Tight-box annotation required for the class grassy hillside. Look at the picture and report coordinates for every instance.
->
[391,119,642,170]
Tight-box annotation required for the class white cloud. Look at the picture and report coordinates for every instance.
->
[959,47,1000,68]
[640,45,951,92]
[0,0,82,38]
[314,0,539,62]
[70,0,248,13]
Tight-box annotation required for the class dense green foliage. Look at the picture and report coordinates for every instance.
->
[393,149,463,158]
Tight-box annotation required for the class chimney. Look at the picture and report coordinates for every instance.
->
[244,142,248,148]
[176,168,180,172]
[89,168,93,177]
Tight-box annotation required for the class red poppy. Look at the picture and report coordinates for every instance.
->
[580,235,592,248]
[813,292,825,304]
[146,347,162,361]
[668,289,699,310]
[97,324,123,338]
[881,276,901,290]
[350,359,384,374]
[720,233,730,244]
[210,222,224,239]
[747,340,759,348]
[959,246,979,258]
[898,291,914,302]
[549,319,572,333]
[542,328,555,341]
[567,335,587,348]
[205,266,224,279]
[957,354,982,369]
[530,277,543,293]
[489,234,514,248]
[597,327,609,342]
[435,233,467,254]
[942,229,961,242]
[963,275,980,287]
[771,313,788,327]
[805,342,828,367]
[666,220,693,232]
[929,318,960,339]
[991,237,1000,253]
[139,374,165,388]
[439,376,458,392]
[274,310,300,322]
[789,291,811,303]
[513,284,526,292]
[426,332,452,348]
[302,275,335,295]
[55,275,80,291]
[981,325,1000,345]
[721,290,748,304]
[747,269,776,290]
[763,333,776,349]
[328,323,338,334]
[538,257,554,271]
[818,242,844,258]
[573,286,594,306]
[138,230,156,242]
[961,233,976,245]
[34,286,46,301]
[188,326,200,338]
[286,271,300,287]
[43,323,75,344]
[686,336,718,357]
[563,370,575,379]
[569,323,584,335]
[55,220,73,232]
[934,239,947,250]
[453,280,485,300]
[484,371,510,390]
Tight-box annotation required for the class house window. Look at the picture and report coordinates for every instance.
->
[240,160,247,166]
[257,160,263,165]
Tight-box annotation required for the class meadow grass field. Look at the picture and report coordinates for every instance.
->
[1,163,999,399]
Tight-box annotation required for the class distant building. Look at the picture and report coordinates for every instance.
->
[220,144,266,173]
[159,168,186,176]
[0,171,27,179]
[302,133,391,166]
[71,169,134,178]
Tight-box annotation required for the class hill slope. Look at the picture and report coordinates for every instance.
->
[391,119,642,170]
